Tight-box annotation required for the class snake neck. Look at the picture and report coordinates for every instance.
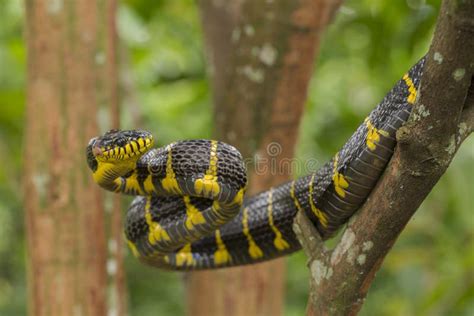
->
[92,159,138,192]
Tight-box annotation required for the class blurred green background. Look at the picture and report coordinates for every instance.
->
[0,0,473,315]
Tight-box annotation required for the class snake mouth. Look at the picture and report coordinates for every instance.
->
[88,129,154,163]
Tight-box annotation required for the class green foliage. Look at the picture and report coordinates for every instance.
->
[0,0,472,315]
[0,2,27,315]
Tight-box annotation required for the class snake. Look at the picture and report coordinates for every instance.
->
[86,57,424,270]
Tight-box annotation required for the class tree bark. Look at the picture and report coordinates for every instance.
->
[103,1,128,315]
[187,1,342,315]
[23,1,114,315]
[294,0,474,314]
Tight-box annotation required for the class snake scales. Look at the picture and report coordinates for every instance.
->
[86,58,424,270]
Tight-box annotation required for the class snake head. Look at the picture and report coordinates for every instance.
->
[86,129,154,171]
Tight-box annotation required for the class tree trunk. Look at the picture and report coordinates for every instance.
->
[23,1,115,315]
[103,1,128,315]
[187,1,342,315]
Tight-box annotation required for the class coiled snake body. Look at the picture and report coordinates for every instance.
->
[86,58,424,270]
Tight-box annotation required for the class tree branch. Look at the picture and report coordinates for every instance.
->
[459,81,474,140]
[294,0,474,314]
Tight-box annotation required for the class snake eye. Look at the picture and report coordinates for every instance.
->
[116,138,128,147]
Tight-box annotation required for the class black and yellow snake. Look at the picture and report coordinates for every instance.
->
[86,58,424,270]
